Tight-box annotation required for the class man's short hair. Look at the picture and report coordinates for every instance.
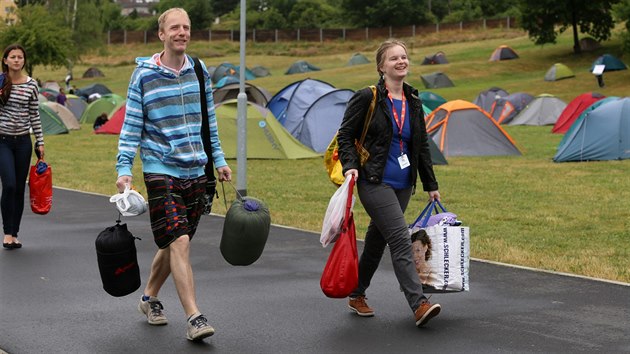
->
[158,7,189,32]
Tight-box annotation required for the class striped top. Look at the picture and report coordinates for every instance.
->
[0,77,44,145]
[116,54,227,179]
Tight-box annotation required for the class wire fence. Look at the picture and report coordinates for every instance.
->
[106,17,517,45]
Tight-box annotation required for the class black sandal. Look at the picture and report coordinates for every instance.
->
[3,242,14,249]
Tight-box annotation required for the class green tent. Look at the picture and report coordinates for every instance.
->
[39,104,69,135]
[215,100,321,159]
[544,63,575,81]
[80,94,125,123]
[419,91,447,112]
[285,60,321,75]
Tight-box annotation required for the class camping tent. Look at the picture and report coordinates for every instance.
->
[551,92,606,134]
[95,105,125,135]
[215,100,321,159]
[38,104,69,135]
[590,54,628,72]
[419,91,447,112]
[489,45,519,61]
[553,97,629,162]
[211,62,256,84]
[557,97,619,148]
[66,94,87,121]
[420,72,454,89]
[39,88,58,102]
[297,89,354,153]
[75,84,112,101]
[347,53,370,66]
[267,78,335,127]
[544,63,575,81]
[421,51,448,65]
[508,94,567,126]
[473,87,509,113]
[490,92,534,124]
[83,67,104,78]
[285,60,321,75]
[42,81,60,92]
[213,83,272,106]
[251,65,271,77]
[214,75,241,89]
[579,37,600,52]
[425,100,521,156]
[41,102,80,130]
[80,94,125,124]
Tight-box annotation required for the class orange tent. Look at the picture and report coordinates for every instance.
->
[425,100,521,156]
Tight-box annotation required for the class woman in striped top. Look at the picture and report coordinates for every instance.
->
[0,44,44,249]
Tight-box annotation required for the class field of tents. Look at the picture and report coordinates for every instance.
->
[35,30,630,282]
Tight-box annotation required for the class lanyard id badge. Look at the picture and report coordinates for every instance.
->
[398,153,410,169]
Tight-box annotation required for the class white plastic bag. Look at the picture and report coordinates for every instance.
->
[320,177,355,247]
[109,184,148,217]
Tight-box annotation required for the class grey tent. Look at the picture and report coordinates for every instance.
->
[421,51,448,65]
[82,67,104,78]
[490,92,534,124]
[347,53,370,66]
[213,83,272,106]
[508,94,567,126]
[473,87,509,113]
[489,45,519,61]
[420,72,454,89]
[579,37,601,52]
[251,65,271,77]
[425,100,521,157]
[285,60,321,75]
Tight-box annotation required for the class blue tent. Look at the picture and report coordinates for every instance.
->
[553,97,630,162]
[590,54,628,72]
[267,79,335,128]
[299,89,354,153]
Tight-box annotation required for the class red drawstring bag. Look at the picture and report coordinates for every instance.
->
[320,178,359,298]
[29,159,53,215]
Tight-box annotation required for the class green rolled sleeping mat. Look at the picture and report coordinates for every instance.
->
[221,197,271,266]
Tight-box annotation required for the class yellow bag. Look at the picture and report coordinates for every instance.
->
[324,86,377,186]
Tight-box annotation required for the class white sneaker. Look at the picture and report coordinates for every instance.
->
[138,296,168,325]
[186,314,215,341]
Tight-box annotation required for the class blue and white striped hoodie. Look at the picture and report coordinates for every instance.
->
[116,54,227,179]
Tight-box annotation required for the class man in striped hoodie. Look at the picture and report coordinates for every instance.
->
[115,7,231,342]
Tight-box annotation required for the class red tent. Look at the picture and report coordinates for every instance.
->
[551,92,606,134]
[95,106,125,134]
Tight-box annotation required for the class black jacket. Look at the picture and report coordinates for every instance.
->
[337,79,438,192]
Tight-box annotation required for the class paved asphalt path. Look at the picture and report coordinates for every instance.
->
[1,187,629,353]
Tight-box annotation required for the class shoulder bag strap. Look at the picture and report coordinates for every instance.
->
[192,57,216,181]
[358,85,377,146]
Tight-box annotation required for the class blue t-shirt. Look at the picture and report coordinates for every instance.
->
[382,98,412,189]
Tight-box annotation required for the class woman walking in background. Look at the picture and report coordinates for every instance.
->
[0,44,44,249]
[337,39,442,327]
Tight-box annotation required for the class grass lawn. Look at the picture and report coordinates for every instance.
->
[35,28,630,283]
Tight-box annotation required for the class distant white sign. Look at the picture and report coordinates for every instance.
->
[592,64,606,75]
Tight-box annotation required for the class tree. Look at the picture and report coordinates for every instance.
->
[154,0,214,30]
[0,5,76,77]
[341,0,431,27]
[520,0,621,54]
[613,0,630,53]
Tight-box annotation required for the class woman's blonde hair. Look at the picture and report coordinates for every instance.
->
[375,39,408,76]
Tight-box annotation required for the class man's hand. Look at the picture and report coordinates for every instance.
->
[217,166,232,182]
[116,175,132,193]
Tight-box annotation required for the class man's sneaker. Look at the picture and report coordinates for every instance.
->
[414,299,441,327]
[138,296,168,325]
[186,314,215,341]
[348,295,375,317]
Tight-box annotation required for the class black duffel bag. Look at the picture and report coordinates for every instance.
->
[95,221,141,297]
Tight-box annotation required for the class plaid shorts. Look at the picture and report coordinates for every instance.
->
[144,173,207,249]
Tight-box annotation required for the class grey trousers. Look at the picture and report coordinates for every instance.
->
[350,181,424,312]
